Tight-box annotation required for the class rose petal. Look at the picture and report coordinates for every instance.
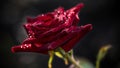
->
[11,43,48,54]
[11,26,83,54]
[61,24,92,51]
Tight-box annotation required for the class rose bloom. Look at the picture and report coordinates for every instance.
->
[11,3,92,54]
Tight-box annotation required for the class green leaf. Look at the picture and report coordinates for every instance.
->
[97,45,111,61]
[96,44,111,68]
[55,51,68,65]
[55,51,63,58]
[68,50,73,57]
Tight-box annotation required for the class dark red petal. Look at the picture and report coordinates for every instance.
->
[36,11,79,38]
[24,24,35,37]
[11,44,48,54]
[46,26,81,50]
[54,7,64,14]
[67,3,84,14]
[34,10,64,28]
[11,26,81,54]
[22,38,36,44]
[36,13,54,22]
[24,3,84,38]
[64,4,83,26]
[65,3,84,25]
[72,14,80,25]
[61,24,92,52]
[11,44,32,53]
[26,16,35,23]
[36,26,77,43]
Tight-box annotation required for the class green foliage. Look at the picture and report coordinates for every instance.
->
[96,45,111,68]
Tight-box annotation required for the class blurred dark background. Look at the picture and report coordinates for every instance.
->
[0,0,120,68]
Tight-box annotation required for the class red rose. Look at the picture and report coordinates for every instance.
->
[11,3,92,54]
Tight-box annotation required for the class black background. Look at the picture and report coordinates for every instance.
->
[0,0,120,68]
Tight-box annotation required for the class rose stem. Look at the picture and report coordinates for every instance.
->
[58,48,82,68]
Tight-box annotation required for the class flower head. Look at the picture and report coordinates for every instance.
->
[11,3,92,54]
